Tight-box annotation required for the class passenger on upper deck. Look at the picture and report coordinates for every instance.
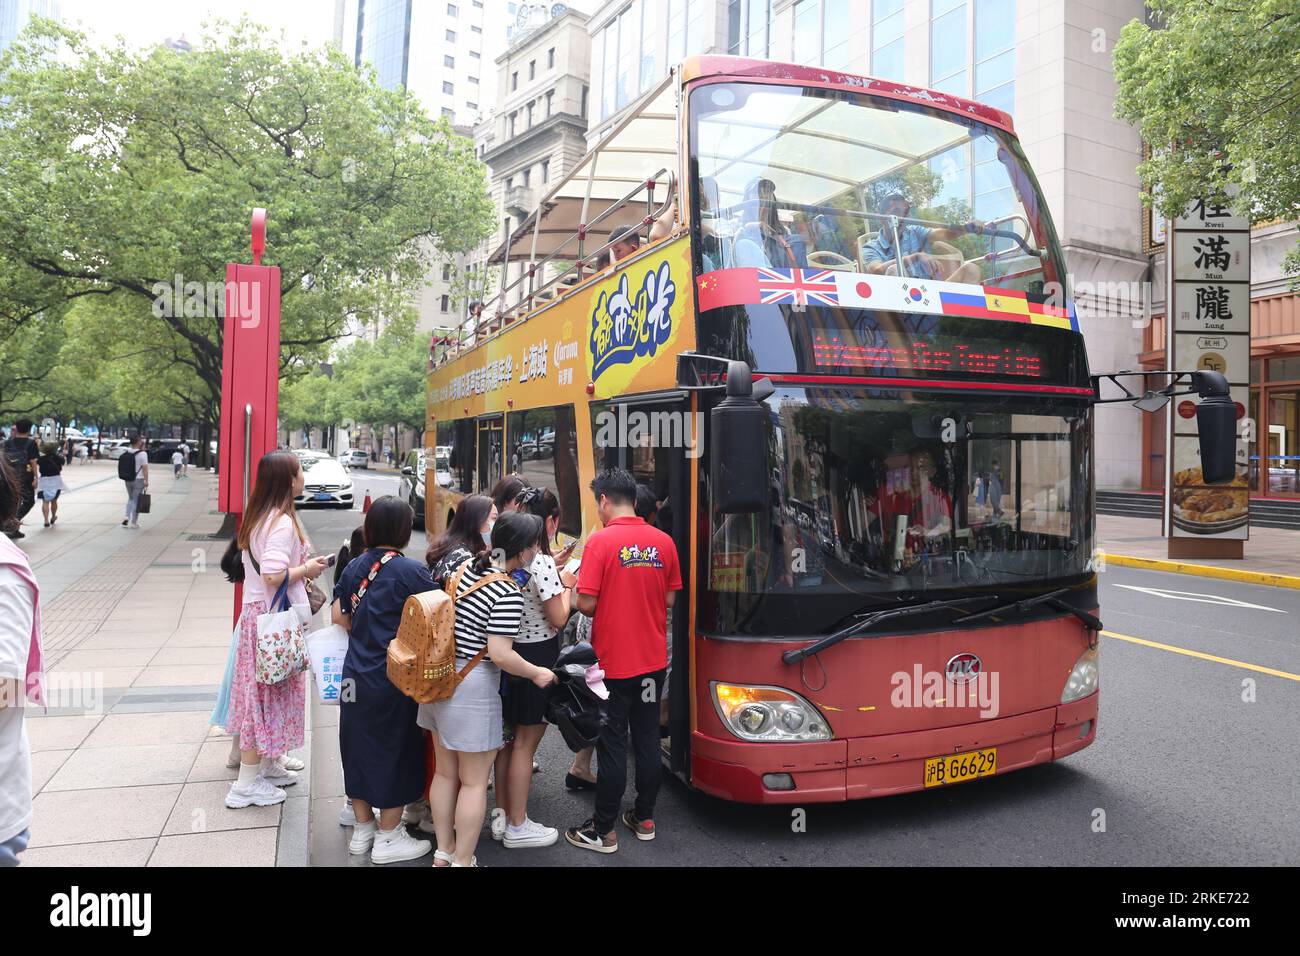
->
[861,192,986,284]
[731,177,807,270]
[604,226,640,268]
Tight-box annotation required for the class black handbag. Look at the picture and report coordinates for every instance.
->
[136,491,152,514]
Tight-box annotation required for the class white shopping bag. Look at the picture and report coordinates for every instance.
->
[307,624,350,705]
[255,577,311,685]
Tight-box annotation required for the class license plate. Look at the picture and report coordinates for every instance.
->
[923,747,997,788]
[312,492,333,501]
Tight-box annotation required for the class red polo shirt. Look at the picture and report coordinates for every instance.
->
[577,515,682,679]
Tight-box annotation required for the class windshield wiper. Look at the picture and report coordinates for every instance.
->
[782,595,1001,665]
[954,587,1103,631]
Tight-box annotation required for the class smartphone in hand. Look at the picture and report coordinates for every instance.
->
[563,557,581,578]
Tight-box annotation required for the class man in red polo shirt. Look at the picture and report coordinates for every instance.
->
[565,468,681,854]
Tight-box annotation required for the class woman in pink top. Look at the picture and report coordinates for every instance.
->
[225,452,330,809]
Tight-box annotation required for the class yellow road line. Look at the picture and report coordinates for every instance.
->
[1100,629,1300,683]
[1106,553,1300,591]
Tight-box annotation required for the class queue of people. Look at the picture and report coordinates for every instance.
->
[324,466,679,864]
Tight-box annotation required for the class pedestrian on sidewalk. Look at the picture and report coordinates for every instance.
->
[489,487,577,850]
[36,444,66,529]
[178,441,190,477]
[119,436,149,529]
[565,468,681,855]
[0,455,44,867]
[224,451,330,810]
[421,512,557,867]
[2,421,39,540]
[331,497,436,864]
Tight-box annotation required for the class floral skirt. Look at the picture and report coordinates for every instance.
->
[225,600,306,757]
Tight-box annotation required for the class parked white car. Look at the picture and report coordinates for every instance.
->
[102,438,132,460]
[341,449,369,469]
[295,455,355,508]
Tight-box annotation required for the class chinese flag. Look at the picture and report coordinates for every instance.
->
[696,268,759,312]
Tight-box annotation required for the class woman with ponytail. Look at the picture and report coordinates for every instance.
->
[419,511,557,867]
[488,487,578,849]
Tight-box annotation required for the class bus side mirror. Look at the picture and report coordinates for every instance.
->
[1192,370,1236,485]
[711,361,768,514]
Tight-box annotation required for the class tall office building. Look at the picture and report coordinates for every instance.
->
[0,0,60,52]
[334,0,513,336]
[581,0,1299,504]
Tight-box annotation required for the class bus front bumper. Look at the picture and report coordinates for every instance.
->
[688,691,1098,804]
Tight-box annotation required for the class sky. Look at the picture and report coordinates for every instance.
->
[59,0,336,51]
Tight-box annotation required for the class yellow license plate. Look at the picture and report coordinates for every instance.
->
[923,748,997,788]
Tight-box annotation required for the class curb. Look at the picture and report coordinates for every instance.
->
[1105,553,1300,590]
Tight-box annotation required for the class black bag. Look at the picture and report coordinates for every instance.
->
[220,538,245,583]
[136,491,152,514]
[3,438,33,476]
[545,642,607,753]
[117,451,138,481]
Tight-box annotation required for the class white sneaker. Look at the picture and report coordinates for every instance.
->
[490,807,506,842]
[402,799,430,825]
[416,816,437,835]
[502,816,559,849]
[259,761,299,787]
[225,775,287,809]
[371,825,433,864]
[348,819,377,855]
[338,800,358,827]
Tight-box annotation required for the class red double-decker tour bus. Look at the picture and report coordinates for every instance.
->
[426,56,1236,802]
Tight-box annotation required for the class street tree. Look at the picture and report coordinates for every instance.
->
[0,17,495,437]
[1114,0,1300,277]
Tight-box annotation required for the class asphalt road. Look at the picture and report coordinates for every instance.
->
[296,491,1300,867]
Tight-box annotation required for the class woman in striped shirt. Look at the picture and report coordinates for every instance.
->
[419,511,558,867]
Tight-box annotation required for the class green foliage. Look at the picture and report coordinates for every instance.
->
[1114,0,1300,277]
[328,331,428,433]
[0,16,495,421]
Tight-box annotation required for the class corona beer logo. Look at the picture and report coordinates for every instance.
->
[589,261,676,381]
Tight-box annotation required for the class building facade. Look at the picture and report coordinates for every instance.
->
[334,0,511,335]
[0,0,59,52]
[580,0,1299,498]
[469,5,592,319]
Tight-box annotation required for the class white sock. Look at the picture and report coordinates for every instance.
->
[236,762,260,787]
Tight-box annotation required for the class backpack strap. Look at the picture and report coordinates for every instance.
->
[350,550,400,612]
[447,560,518,677]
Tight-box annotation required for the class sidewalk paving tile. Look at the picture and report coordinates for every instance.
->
[52,648,158,670]
[165,627,235,647]
[132,664,226,687]
[80,711,212,749]
[44,743,201,791]
[29,785,182,847]
[187,739,238,783]
[150,645,231,666]
[74,631,172,650]
[46,665,143,690]
[148,828,279,867]
[30,750,73,792]
[24,715,103,753]
[20,838,159,867]
[162,781,282,835]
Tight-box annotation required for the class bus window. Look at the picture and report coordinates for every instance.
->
[690,81,1065,295]
[477,418,503,492]
[446,420,476,493]
[507,404,582,538]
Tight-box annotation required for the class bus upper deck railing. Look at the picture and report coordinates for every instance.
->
[432,169,676,367]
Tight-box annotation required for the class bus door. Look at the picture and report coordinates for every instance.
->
[477,416,503,493]
[591,391,693,774]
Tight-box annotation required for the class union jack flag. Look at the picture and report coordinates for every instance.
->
[756,268,840,306]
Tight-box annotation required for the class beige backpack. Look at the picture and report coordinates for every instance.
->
[387,560,512,704]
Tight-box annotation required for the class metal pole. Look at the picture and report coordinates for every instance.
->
[242,403,253,511]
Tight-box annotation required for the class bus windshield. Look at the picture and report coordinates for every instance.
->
[706,386,1094,635]
[689,81,1066,294]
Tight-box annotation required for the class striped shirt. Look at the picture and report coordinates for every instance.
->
[449,561,524,662]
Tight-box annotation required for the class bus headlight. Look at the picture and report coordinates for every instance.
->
[711,683,831,742]
[1061,646,1099,704]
